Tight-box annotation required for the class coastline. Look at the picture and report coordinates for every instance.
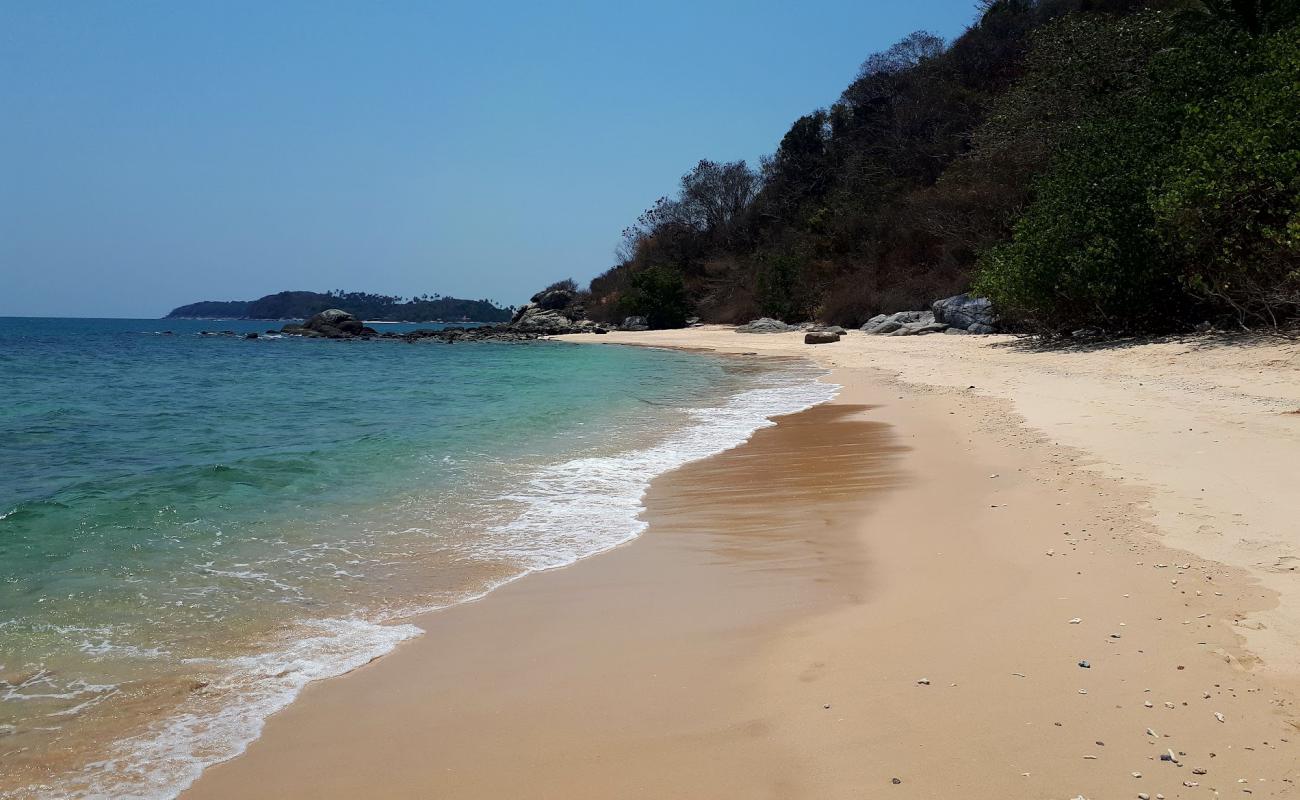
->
[179,326,1300,798]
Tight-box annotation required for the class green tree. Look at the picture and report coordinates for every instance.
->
[1153,25,1300,325]
[621,267,692,329]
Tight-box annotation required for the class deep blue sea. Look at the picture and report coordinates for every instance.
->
[0,317,832,798]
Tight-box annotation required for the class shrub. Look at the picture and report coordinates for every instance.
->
[619,266,692,329]
[973,111,1193,332]
[1153,26,1300,326]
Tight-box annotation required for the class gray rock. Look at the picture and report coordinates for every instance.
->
[529,287,577,312]
[862,310,932,334]
[736,317,796,333]
[283,308,366,338]
[943,327,971,335]
[685,316,702,327]
[804,331,841,344]
[870,320,905,335]
[966,322,997,335]
[932,294,997,332]
[620,316,649,331]
[511,307,579,333]
[890,321,949,336]
[814,325,847,335]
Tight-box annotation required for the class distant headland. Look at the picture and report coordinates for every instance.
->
[164,290,514,323]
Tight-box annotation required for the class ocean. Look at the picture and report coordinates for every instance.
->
[0,317,833,799]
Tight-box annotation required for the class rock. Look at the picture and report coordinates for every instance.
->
[862,310,932,334]
[814,325,847,335]
[282,308,366,339]
[244,332,258,339]
[685,316,702,327]
[511,307,580,333]
[943,327,972,335]
[528,286,578,312]
[890,321,949,336]
[620,316,650,332]
[804,331,841,345]
[870,320,904,335]
[932,294,997,333]
[736,317,796,333]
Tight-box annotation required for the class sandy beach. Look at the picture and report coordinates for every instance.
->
[182,327,1300,799]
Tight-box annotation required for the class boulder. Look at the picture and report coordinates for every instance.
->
[685,316,702,327]
[813,325,848,335]
[890,321,949,336]
[736,317,796,334]
[862,310,931,334]
[804,331,841,344]
[869,320,904,335]
[511,307,580,334]
[931,294,997,333]
[529,287,576,311]
[620,316,650,331]
[283,308,366,338]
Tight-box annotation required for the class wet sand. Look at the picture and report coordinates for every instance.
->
[184,333,1300,798]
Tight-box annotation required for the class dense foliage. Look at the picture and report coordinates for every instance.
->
[618,266,692,329]
[580,0,1299,333]
[166,290,513,322]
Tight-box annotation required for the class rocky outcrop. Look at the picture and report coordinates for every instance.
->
[510,308,582,333]
[281,309,379,339]
[804,331,841,344]
[620,316,649,331]
[932,294,997,334]
[397,326,542,343]
[861,310,946,335]
[736,318,797,333]
[507,286,600,334]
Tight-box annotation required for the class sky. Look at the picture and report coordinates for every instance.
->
[1,0,978,318]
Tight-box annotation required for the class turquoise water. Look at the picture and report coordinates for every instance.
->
[0,317,833,798]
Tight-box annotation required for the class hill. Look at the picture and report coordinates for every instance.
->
[580,0,1299,334]
[165,290,513,322]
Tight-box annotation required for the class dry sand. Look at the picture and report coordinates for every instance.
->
[182,327,1300,799]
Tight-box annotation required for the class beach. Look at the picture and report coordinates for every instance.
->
[178,327,1300,798]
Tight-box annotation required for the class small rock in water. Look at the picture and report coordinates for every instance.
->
[891,777,902,785]
[1132,771,1143,778]
[917,678,930,685]
[1214,711,1226,722]
[1192,768,1207,775]
[1069,618,1083,624]
[1078,660,1091,668]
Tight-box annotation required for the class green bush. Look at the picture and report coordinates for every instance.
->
[620,266,692,329]
[973,110,1194,332]
[756,252,818,321]
[974,15,1300,333]
[1153,26,1300,325]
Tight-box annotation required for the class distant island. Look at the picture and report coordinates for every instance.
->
[165,290,514,323]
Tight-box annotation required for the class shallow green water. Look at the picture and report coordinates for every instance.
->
[0,317,832,798]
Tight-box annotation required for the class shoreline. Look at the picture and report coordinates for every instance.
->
[179,327,1300,798]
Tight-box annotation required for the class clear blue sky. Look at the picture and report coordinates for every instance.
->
[1,0,978,318]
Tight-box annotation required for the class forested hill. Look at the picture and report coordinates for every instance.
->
[585,0,1299,334]
[165,291,513,322]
